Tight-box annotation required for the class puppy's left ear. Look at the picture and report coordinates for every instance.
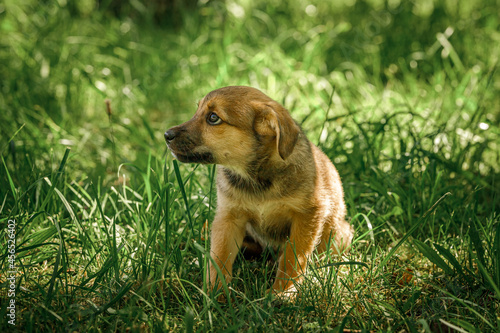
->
[253,101,300,160]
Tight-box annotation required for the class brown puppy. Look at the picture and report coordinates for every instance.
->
[164,86,353,295]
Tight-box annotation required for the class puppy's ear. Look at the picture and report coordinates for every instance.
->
[253,101,300,160]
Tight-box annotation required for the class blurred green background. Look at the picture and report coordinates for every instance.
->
[1,0,498,185]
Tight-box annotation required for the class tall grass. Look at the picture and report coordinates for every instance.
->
[1,0,499,331]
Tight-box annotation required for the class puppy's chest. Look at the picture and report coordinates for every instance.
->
[245,202,293,244]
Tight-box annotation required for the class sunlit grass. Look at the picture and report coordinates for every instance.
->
[1,0,499,331]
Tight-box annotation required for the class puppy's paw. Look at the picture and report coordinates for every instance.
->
[266,284,298,301]
[209,284,230,303]
[215,291,228,303]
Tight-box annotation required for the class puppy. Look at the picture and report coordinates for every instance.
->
[164,86,353,295]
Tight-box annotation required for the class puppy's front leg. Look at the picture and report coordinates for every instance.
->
[209,211,246,292]
[272,222,317,293]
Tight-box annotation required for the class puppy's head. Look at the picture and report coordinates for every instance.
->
[164,86,300,172]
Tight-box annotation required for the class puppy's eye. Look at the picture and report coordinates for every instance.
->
[207,112,222,125]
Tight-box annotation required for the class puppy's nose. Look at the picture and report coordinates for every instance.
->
[164,129,176,142]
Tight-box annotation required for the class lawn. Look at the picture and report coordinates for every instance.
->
[1,0,499,331]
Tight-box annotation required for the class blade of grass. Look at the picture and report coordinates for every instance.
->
[494,221,500,287]
[438,319,469,333]
[54,187,97,254]
[96,281,134,315]
[316,86,335,146]
[0,123,25,155]
[469,218,486,266]
[39,147,71,213]
[473,252,500,299]
[377,192,451,273]
[184,307,195,333]
[319,261,369,269]
[413,240,454,275]
[435,291,495,330]
[80,244,126,288]
[0,194,6,215]
[45,215,64,307]
[92,182,120,281]
[2,155,17,203]
[172,159,194,237]
[433,242,467,277]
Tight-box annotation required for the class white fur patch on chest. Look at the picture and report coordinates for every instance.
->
[241,199,296,246]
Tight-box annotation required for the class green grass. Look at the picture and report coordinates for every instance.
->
[1,0,499,331]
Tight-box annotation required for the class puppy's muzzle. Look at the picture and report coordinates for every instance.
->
[164,125,215,164]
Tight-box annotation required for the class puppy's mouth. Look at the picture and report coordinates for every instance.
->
[169,148,215,164]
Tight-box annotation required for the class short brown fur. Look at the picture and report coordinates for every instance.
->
[165,86,353,296]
